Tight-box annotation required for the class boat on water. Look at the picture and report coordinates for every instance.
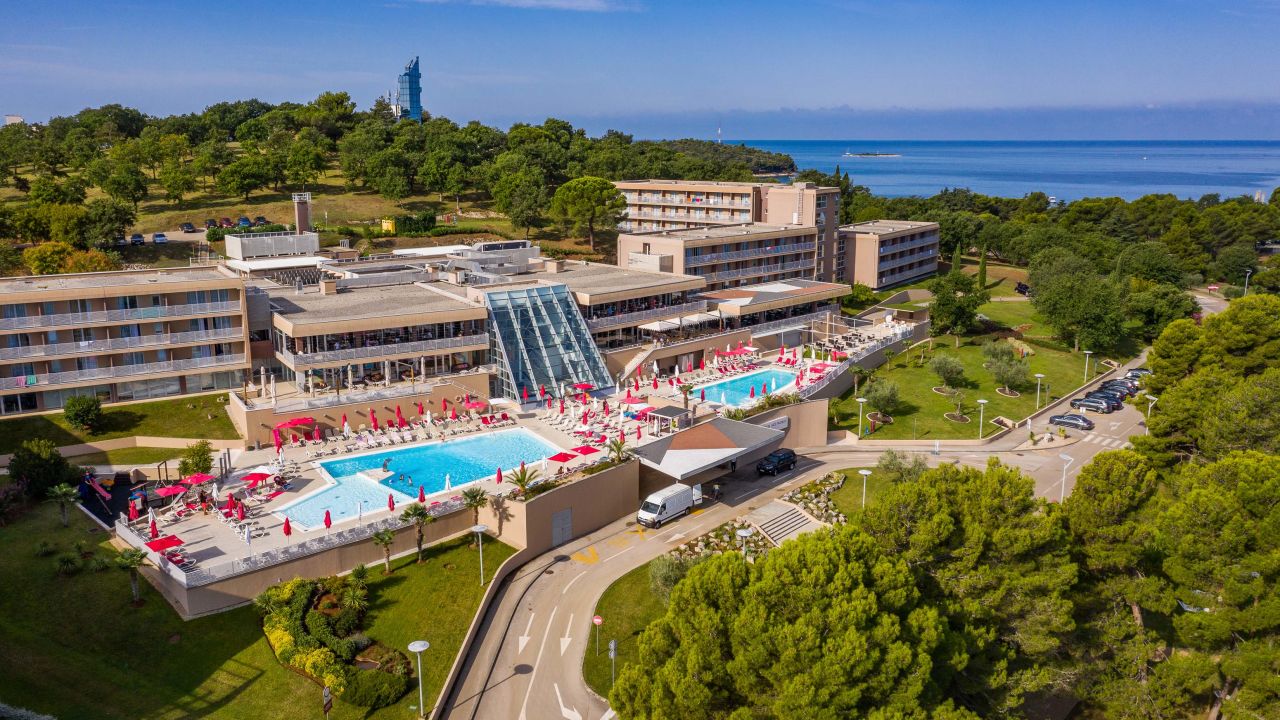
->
[842,151,901,158]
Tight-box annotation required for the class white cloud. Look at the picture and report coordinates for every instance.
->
[411,0,635,11]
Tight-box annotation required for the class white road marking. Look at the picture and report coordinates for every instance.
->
[1083,433,1097,444]
[562,570,587,596]
[600,709,616,720]
[603,546,634,563]
[560,613,574,656]
[517,606,556,720]
[518,612,536,653]
[554,682,583,720]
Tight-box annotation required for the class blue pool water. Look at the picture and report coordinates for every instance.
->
[696,368,797,408]
[277,428,561,529]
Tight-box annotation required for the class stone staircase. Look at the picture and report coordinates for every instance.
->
[745,500,822,546]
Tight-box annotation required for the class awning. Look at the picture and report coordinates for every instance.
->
[638,319,680,332]
[680,311,721,324]
[631,416,784,481]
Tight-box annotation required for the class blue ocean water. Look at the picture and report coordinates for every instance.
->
[745,140,1280,201]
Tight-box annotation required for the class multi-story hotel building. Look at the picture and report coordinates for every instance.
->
[615,180,843,281]
[618,223,819,291]
[0,267,250,414]
[836,220,941,289]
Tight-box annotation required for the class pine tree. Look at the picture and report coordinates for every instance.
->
[951,242,964,274]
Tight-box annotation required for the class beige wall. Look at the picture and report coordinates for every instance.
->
[744,399,830,448]
[483,459,640,554]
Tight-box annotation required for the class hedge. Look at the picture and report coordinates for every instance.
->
[341,669,409,709]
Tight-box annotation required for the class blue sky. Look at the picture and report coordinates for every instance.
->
[3,0,1279,138]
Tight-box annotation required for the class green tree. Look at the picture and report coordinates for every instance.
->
[1030,248,1125,351]
[976,246,988,287]
[399,503,435,564]
[81,199,135,249]
[604,437,629,464]
[1118,241,1183,285]
[928,271,988,344]
[862,378,899,418]
[62,395,102,432]
[45,483,81,528]
[548,176,626,252]
[177,439,214,478]
[23,241,75,275]
[100,161,148,208]
[929,353,965,389]
[28,174,87,204]
[874,449,929,484]
[1123,282,1198,342]
[114,548,149,604]
[158,160,196,205]
[492,169,547,239]
[9,438,78,499]
[991,356,1030,394]
[371,529,395,574]
[63,249,121,273]
[950,242,964,273]
[507,465,540,496]
[286,137,327,189]
[216,155,270,201]
[461,486,488,525]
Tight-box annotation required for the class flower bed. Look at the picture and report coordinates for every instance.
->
[668,519,772,559]
[782,472,847,525]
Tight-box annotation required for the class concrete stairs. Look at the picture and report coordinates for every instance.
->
[745,500,822,546]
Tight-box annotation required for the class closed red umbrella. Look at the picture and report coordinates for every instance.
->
[450,407,458,421]
[495,466,503,483]
[395,405,406,428]
[416,401,425,416]
[540,385,546,398]
[418,485,426,503]
[323,510,332,530]
[749,386,756,399]
[602,400,609,414]
[636,425,642,440]
[273,428,282,452]
[225,492,235,511]
[547,397,553,409]
[236,502,245,522]
[522,386,528,402]
[652,377,658,389]
[634,378,640,391]
[700,358,705,370]
[582,410,589,425]
[519,460,525,473]
[441,397,448,411]
[283,517,292,539]
[385,493,394,512]
[340,413,348,432]
[619,430,625,443]
[370,409,379,431]
[128,502,139,521]
[763,382,769,394]
[700,388,706,401]
[149,519,158,539]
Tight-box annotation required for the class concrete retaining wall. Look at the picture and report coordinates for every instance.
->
[0,435,244,468]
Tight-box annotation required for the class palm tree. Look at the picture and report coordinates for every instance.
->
[371,529,395,574]
[399,504,435,563]
[846,364,868,395]
[45,483,80,528]
[507,465,540,496]
[114,549,148,604]
[678,383,694,410]
[340,585,368,613]
[604,437,629,464]
[461,486,488,525]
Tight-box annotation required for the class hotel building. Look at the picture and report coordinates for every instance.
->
[836,220,941,289]
[618,223,819,292]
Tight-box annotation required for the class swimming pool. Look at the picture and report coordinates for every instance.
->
[277,428,561,529]
[696,367,798,408]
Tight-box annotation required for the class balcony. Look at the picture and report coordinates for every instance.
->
[0,327,244,362]
[879,249,938,273]
[879,234,939,256]
[586,300,707,332]
[0,301,242,332]
[0,353,245,391]
[630,196,752,209]
[684,242,816,268]
[877,263,938,288]
[702,259,814,283]
[280,333,490,369]
[747,306,839,337]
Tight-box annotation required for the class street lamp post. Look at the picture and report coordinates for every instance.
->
[858,469,872,509]
[736,527,754,556]
[408,640,430,718]
[976,398,988,439]
[1058,453,1075,503]
[1034,373,1045,409]
[1083,350,1094,383]
[471,524,488,586]
[1145,394,1158,434]
[1244,269,1253,296]
[856,397,867,437]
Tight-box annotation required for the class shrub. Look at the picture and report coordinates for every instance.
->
[265,620,298,664]
[341,669,409,708]
[929,354,965,389]
[54,553,80,576]
[293,647,348,696]
[981,339,1017,365]
[204,223,288,243]
[9,438,79,499]
[350,563,369,585]
[306,609,357,661]
[348,632,373,652]
[649,555,701,605]
[333,606,362,637]
[62,395,102,433]
[35,540,57,557]
[863,379,900,417]
[177,440,214,478]
[87,555,111,572]
[363,644,412,676]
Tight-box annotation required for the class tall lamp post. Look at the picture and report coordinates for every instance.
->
[1058,453,1075,503]
[471,524,488,586]
[1145,394,1159,434]
[858,469,872,509]
[735,527,754,556]
[408,640,430,718]
[1244,269,1253,296]
[976,398,988,439]
[856,397,867,437]
[1083,350,1094,383]
[1034,373,1045,409]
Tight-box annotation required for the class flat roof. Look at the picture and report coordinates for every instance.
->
[632,417,783,481]
[0,266,235,294]
[390,245,472,258]
[840,220,939,235]
[530,261,704,298]
[225,256,325,272]
[701,279,848,309]
[267,282,479,325]
[620,223,816,241]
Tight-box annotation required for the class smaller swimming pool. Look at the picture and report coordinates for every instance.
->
[695,367,798,408]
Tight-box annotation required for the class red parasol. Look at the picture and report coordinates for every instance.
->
[700,388,706,401]
[602,400,609,414]
[540,385,546,398]
[273,428,282,452]
[652,377,658,389]
[441,397,448,411]
[547,397,553,410]
[619,430,625,443]
[236,502,245,522]
[522,386,528,402]
[636,425,642,440]
[323,510,332,530]
[749,386,756,398]
[495,466,503,483]
[417,401,425,416]
[149,519,158,539]
[128,502,139,521]
[370,409,380,431]
[283,517,292,538]
[450,407,458,421]
[387,493,395,511]
[763,382,769,394]
[634,378,639,391]
[395,405,406,428]
[340,413,348,430]
[418,485,426,503]
[559,398,565,414]
[699,358,705,370]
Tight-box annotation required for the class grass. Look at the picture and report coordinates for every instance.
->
[63,446,185,467]
[583,562,665,699]
[827,467,894,516]
[0,394,239,455]
[0,503,513,720]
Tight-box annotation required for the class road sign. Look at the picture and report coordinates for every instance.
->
[322,686,333,715]
[593,615,603,626]
[608,639,617,659]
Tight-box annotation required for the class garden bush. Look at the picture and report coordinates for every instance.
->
[205,223,289,243]
[342,669,409,708]
[306,609,357,661]
[293,647,348,695]
[62,395,102,432]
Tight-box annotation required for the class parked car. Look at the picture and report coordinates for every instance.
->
[237,216,252,227]
[1127,367,1152,377]
[1070,397,1112,413]
[756,448,797,476]
[129,233,145,245]
[1083,392,1124,411]
[112,234,127,247]
[178,222,196,233]
[1050,414,1095,431]
[636,483,695,529]
[1015,281,1030,296]
[218,217,234,228]
[253,215,269,226]
[152,232,168,244]
[204,219,218,229]
[1101,380,1138,396]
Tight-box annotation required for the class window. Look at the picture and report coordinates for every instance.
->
[69,299,91,314]
[1,304,27,320]
[116,296,138,311]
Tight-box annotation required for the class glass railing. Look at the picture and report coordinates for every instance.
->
[703,260,813,282]
[586,300,707,331]
[0,327,242,361]
[0,301,241,331]
[281,334,489,368]
[684,242,816,267]
[0,353,244,390]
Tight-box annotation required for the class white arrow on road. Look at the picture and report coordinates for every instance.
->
[554,682,583,720]
[663,531,685,543]
[518,612,535,653]
[560,613,574,655]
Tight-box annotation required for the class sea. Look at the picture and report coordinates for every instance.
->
[744,140,1280,202]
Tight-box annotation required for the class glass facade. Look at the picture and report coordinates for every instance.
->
[485,285,612,401]
[397,56,423,121]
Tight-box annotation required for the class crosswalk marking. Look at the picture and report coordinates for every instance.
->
[1079,434,1135,449]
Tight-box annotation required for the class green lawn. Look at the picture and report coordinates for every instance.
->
[583,562,665,699]
[828,467,894,516]
[0,395,240,455]
[64,446,186,467]
[0,504,511,720]
[977,299,1043,334]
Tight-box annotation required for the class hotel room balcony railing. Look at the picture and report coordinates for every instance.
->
[0,301,242,331]
[0,327,243,362]
[702,259,813,283]
[684,242,816,267]
[586,300,707,331]
[280,333,489,368]
[0,353,245,391]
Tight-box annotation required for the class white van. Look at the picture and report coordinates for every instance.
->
[637,483,698,528]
